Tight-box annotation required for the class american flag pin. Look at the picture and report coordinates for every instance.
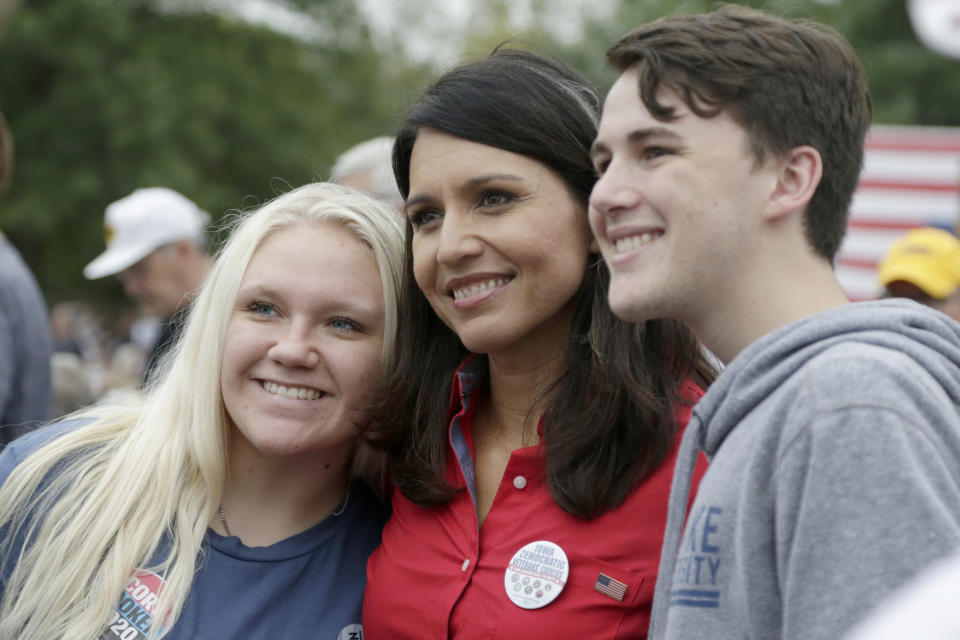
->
[594,573,628,602]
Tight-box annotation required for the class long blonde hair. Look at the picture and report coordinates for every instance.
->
[0,182,404,640]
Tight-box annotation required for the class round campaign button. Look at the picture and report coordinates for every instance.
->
[503,540,569,609]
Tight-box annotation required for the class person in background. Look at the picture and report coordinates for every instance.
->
[49,352,96,418]
[0,109,51,447]
[878,226,960,322]
[83,187,213,386]
[49,302,84,357]
[588,6,960,640]
[331,136,404,209]
[362,49,715,639]
[0,182,403,639]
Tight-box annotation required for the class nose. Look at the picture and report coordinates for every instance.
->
[268,321,321,369]
[435,211,483,266]
[589,162,642,220]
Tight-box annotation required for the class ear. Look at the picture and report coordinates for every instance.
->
[764,145,822,221]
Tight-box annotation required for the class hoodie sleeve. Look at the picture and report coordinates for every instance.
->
[775,403,960,640]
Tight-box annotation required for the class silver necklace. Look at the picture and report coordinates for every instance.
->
[217,484,351,537]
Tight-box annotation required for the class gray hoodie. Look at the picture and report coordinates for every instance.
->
[650,299,960,640]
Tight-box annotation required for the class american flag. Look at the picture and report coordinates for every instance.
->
[836,125,960,301]
[594,573,628,602]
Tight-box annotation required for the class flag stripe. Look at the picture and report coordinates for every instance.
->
[594,573,628,602]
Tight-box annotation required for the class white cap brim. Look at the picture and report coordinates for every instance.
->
[83,240,159,279]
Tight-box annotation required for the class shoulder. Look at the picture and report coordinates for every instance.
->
[729,338,960,474]
[787,339,954,418]
[0,240,40,292]
[0,418,93,486]
[774,344,960,489]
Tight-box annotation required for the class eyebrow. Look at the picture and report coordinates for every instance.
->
[591,127,683,157]
[405,172,524,212]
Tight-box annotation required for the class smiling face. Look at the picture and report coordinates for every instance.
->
[406,128,595,361]
[219,221,385,461]
[589,67,777,329]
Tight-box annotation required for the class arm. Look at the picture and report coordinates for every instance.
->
[776,404,960,640]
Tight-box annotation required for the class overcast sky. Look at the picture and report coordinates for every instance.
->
[201,0,613,66]
[356,0,614,63]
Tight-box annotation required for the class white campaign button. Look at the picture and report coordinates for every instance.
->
[504,540,569,609]
[513,475,527,490]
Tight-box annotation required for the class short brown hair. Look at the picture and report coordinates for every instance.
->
[607,4,872,260]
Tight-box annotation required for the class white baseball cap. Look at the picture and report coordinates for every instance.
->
[84,187,210,279]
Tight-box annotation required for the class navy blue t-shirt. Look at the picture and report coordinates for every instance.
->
[0,421,384,640]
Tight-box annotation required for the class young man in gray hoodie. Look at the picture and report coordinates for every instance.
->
[588,5,960,640]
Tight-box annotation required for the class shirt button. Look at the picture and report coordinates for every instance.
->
[461,559,470,571]
[513,475,527,490]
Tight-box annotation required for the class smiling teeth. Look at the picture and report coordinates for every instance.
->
[262,381,321,400]
[453,278,509,300]
[615,233,657,253]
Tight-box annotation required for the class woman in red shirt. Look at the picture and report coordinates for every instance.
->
[363,49,715,639]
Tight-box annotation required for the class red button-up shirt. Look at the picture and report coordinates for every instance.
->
[363,357,705,639]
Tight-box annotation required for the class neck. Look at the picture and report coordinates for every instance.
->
[216,434,353,546]
[695,252,849,364]
[481,341,566,446]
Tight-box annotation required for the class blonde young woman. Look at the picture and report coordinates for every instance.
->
[0,182,403,640]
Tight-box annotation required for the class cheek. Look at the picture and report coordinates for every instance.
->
[410,239,435,293]
[221,325,262,381]
[411,242,452,323]
[333,344,384,400]
[544,225,592,276]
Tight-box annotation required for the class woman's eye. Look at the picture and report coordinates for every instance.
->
[479,190,513,208]
[248,300,277,317]
[409,208,441,229]
[329,316,361,332]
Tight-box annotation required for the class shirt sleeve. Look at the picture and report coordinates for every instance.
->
[775,404,960,640]
[0,433,25,487]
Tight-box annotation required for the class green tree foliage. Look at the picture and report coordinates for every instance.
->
[0,0,426,309]
[806,0,960,125]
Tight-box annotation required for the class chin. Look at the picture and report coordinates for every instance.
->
[455,329,513,355]
[608,289,665,325]
[608,289,644,323]
[254,441,311,458]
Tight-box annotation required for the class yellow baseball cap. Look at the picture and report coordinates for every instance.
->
[878,227,960,299]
